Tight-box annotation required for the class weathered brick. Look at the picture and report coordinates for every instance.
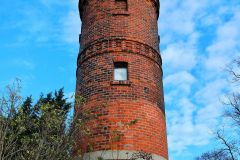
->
[75,0,168,159]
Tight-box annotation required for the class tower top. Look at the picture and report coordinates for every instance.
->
[78,0,160,20]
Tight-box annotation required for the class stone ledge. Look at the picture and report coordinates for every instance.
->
[110,80,131,86]
[112,12,130,16]
[76,150,167,160]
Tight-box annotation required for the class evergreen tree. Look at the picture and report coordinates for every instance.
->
[0,81,80,160]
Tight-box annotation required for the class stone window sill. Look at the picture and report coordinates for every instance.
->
[110,80,131,86]
[112,12,130,16]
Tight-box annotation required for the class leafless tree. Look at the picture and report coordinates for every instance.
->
[0,79,25,160]
[196,150,232,160]
[197,57,240,160]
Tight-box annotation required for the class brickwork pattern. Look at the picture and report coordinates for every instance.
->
[76,0,168,159]
[79,0,160,51]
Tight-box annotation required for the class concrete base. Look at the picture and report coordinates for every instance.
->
[80,150,167,160]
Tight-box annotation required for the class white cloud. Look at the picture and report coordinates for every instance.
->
[204,8,240,72]
[61,10,81,43]
[204,56,227,72]
[162,42,197,72]
[164,71,196,86]
[195,103,222,129]
[165,78,226,154]
[6,0,80,46]
[159,0,209,37]
[160,1,240,158]
[201,14,222,26]
[164,71,196,103]
[167,98,211,153]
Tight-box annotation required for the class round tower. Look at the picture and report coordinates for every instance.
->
[75,0,168,159]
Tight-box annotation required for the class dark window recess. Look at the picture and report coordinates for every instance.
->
[115,0,128,12]
[144,87,149,94]
[83,0,88,6]
[114,62,128,81]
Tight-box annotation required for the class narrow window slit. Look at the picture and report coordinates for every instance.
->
[115,0,128,11]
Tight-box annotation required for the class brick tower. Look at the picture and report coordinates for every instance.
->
[75,0,168,159]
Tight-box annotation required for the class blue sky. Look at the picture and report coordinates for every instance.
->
[0,0,240,159]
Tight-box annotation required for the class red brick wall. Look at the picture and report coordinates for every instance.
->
[76,0,168,159]
[79,0,160,51]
